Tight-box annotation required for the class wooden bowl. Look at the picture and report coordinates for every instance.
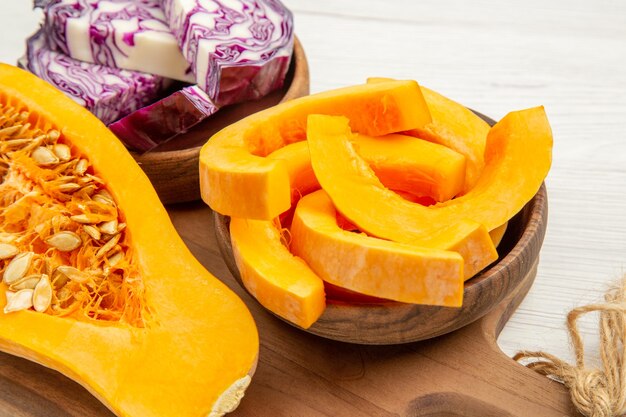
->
[131,37,310,204]
[214,181,548,345]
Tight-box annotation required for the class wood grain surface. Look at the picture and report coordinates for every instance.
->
[0,200,577,417]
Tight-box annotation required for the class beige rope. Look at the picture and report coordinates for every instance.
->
[514,279,626,417]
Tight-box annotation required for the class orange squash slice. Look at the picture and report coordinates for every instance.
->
[267,134,466,207]
[200,80,432,220]
[230,217,325,329]
[290,190,464,306]
[367,78,490,193]
[0,64,258,417]
[489,222,509,247]
[306,114,499,279]
[235,135,466,326]
[352,133,465,201]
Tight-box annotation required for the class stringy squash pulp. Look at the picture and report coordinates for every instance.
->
[0,104,145,324]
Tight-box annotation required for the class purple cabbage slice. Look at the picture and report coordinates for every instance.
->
[20,28,171,125]
[36,0,194,82]
[163,0,294,106]
[109,85,219,152]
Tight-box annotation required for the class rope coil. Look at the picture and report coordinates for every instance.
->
[515,280,626,417]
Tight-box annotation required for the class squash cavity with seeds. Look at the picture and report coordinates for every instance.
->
[0,64,258,417]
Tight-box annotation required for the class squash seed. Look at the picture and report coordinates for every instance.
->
[0,233,17,243]
[93,190,114,205]
[47,130,60,141]
[52,143,71,161]
[56,265,89,284]
[31,146,59,165]
[83,225,101,241]
[75,159,89,175]
[9,274,41,291]
[71,213,105,224]
[96,234,121,258]
[51,269,69,289]
[0,242,19,260]
[0,125,22,137]
[3,138,32,148]
[3,252,34,284]
[99,220,118,235]
[107,250,123,267]
[45,231,82,252]
[3,289,34,314]
[33,274,52,312]
[80,184,98,196]
[57,182,81,193]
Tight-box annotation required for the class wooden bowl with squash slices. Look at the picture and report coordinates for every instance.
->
[213,110,549,345]
[215,187,547,345]
[132,37,310,205]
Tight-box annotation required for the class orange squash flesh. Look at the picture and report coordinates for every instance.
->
[268,135,466,208]
[307,107,552,261]
[435,106,552,229]
[290,190,464,306]
[230,217,326,329]
[267,141,319,208]
[352,133,465,201]
[408,87,490,194]
[0,65,258,417]
[489,222,508,247]
[367,78,490,193]
[234,136,465,326]
[306,114,498,280]
[200,80,432,220]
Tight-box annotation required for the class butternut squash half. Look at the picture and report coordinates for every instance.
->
[290,190,464,306]
[0,65,258,417]
[199,80,432,220]
[306,114,498,279]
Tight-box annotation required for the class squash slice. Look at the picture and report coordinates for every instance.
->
[367,78,490,193]
[200,80,432,220]
[230,217,326,329]
[268,135,466,207]
[290,190,464,306]
[234,135,468,327]
[352,133,465,202]
[0,65,258,417]
[306,114,498,279]
[489,222,508,247]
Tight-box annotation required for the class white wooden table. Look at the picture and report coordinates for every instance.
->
[1,0,625,369]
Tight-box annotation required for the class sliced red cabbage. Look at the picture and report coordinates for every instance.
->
[163,0,294,106]
[20,28,172,125]
[109,85,219,152]
[36,0,194,82]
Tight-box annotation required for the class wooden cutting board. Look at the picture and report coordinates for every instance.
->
[0,202,577,417]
